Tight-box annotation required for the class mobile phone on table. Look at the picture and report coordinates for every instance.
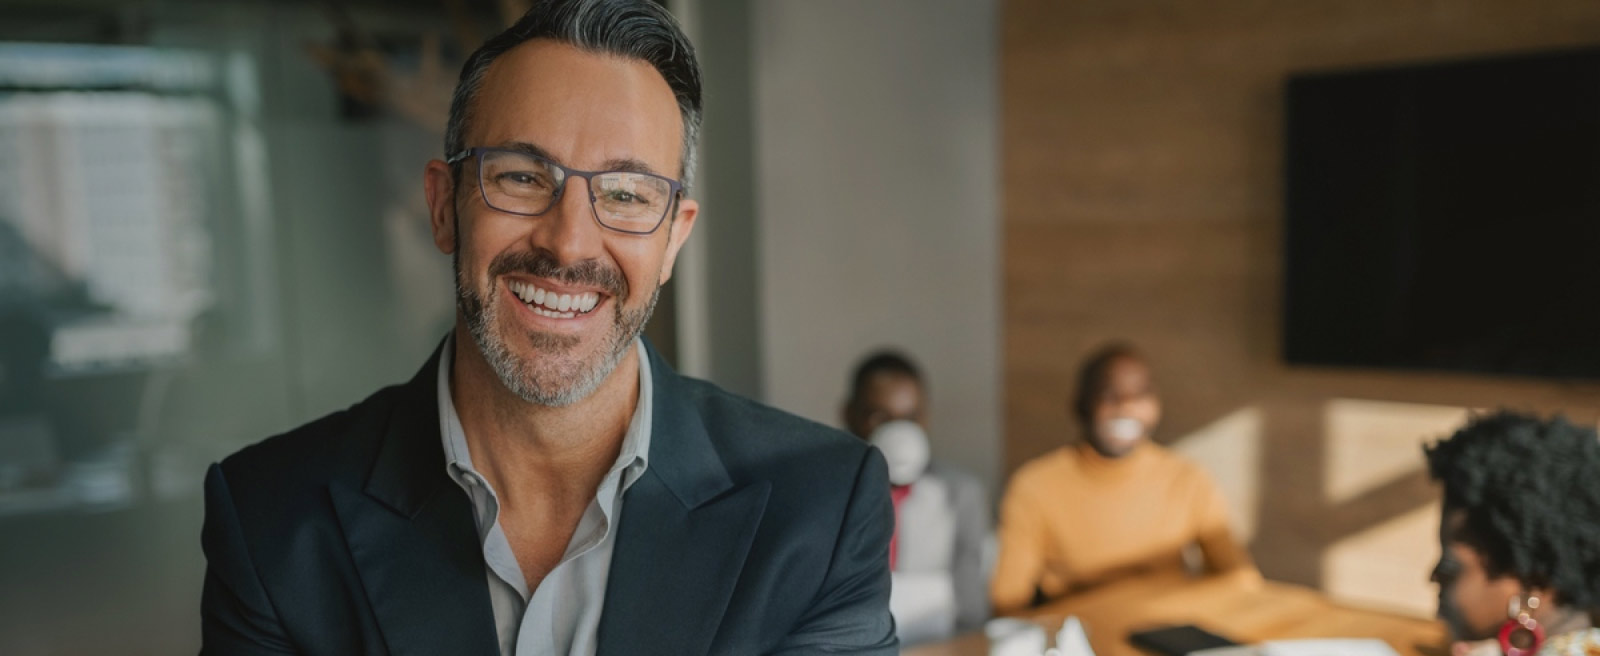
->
[1127,624,1240,656]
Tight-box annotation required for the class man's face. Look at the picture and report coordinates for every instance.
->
[845,373,925,440]
[425,40,698,405]
[1085,355,1161,458]
[1432,509,1522,642]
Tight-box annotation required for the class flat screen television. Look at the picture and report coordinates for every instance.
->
[1284,46,1600,380]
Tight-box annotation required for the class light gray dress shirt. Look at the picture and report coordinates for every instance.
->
[436,335,653,656]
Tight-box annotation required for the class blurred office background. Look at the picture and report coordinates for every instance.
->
[0,0,1598,654]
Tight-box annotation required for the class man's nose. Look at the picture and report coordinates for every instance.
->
[531,176,606,263]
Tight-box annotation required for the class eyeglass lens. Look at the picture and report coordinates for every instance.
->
[478,149,673,232]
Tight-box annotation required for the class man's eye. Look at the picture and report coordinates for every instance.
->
[495,170,552,188]
[602,190,646,205]
[598,184,657,205]
[594,175,665,207]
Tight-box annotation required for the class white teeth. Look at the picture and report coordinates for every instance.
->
[530,305,573,319]
[512,282,604,316]
[532,305,559,319]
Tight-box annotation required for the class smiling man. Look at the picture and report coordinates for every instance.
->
[198,2,896,655]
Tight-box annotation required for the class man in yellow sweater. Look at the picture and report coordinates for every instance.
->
[989,343,1254,615]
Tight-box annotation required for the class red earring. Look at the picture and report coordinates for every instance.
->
[1498,595,1545,656]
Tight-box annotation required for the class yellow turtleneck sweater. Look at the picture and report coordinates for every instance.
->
[989,442,1254,615]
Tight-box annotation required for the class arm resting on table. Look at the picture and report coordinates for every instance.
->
[989,475,1053,616]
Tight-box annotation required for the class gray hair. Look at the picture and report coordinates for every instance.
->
[444,0,703,189]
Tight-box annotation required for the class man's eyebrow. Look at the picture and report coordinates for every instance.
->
[497,140,558,162]
[597,157,661,177]
[494,141,666,178]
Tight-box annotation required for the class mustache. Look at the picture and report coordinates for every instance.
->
[488,250,629,299]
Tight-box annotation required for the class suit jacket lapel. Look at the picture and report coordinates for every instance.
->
[596,343,771,656]
[330,346,499,656]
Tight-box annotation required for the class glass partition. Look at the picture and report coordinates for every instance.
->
[0,2,478,652]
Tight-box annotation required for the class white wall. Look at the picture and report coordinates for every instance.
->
[673,0,765,401]
[750,0,1002,493]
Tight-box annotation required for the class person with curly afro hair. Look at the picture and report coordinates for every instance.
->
[1425,411,1600,656]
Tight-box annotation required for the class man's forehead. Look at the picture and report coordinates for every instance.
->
[468,39,682,172]
[1106,356,1151,382]
[862,373,923,404]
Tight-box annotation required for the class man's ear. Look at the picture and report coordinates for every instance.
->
[424,159,458,254]
[656,197,699,284]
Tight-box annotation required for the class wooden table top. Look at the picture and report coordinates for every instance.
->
[904,570,1449,656]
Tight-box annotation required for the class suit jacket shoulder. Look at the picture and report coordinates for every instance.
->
[200,349,493,656]
[677,373,877,502]
[216,382,401,518]
[597,353,897,655]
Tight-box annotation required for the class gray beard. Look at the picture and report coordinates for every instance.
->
[454,252,659,407]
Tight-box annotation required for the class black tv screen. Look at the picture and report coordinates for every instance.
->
[1284,47,1600,380]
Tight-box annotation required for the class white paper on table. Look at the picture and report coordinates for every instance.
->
[889,571,957,644]
[1260,639,1400,656]
[986,617,1048,656]
[1052,616,1096,656]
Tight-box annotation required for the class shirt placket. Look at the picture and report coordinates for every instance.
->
[515,470,622,656]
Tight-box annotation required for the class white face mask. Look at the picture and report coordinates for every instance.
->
[1098,416,1146,447]
[869,420,931,486]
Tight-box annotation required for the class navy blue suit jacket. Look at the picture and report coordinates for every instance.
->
[199,341,898,655]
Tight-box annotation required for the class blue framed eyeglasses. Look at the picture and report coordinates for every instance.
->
[446,146,683,235]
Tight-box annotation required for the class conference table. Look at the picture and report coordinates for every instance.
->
[904,570,1449,656]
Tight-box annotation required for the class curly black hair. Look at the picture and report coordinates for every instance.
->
[1424,410,1600,611]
